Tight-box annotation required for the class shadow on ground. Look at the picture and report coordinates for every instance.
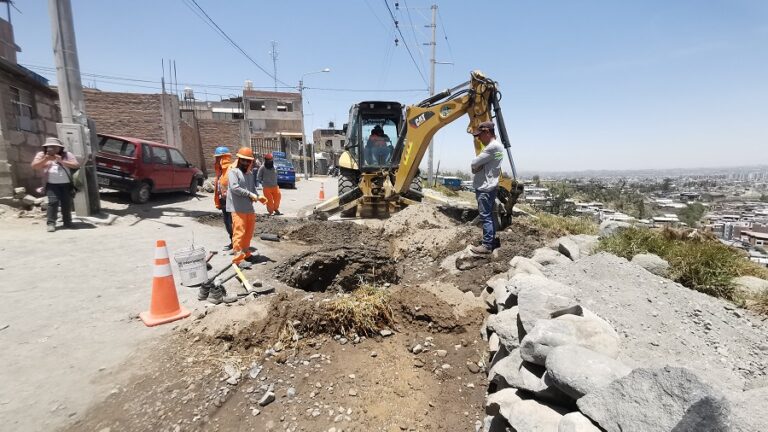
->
[99,191,218,228]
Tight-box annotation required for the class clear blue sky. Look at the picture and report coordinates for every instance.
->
[12,0,768,173]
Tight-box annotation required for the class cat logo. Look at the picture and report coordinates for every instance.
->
[408,111,434,129]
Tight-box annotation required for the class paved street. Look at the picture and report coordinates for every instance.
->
[0,176,336,432]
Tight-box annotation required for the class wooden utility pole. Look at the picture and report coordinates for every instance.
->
[49,0,100,215]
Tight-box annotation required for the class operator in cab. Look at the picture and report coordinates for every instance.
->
[470,121,504,254]
[365,125,392,165]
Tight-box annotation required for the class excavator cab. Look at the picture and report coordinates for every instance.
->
[342,101,404,171]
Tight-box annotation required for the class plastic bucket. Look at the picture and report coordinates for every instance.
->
[173,245,207,287]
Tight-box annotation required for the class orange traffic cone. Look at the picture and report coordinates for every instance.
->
[139,240,191,327]
[318,184,325,200]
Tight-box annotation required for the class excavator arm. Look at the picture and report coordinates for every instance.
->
[391,70,523,225]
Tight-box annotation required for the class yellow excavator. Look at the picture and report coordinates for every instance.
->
[313,70,524,227]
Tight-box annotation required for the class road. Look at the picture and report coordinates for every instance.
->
[0,176,336,432]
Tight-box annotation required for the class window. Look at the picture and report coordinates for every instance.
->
[10,86,35,132]
[99,137,136,157]
[212,112,231,121]
[277,102,293,112]
[142,144,152,163]
[249,100,266,111]
[150,146,170,165]
[169,149,188,166]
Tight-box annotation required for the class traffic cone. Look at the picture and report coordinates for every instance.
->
[139,240,191,327]
[318,184,325,200]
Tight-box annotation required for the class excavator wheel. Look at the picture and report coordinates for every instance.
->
[338,170,358,218]
[408,176,423,201]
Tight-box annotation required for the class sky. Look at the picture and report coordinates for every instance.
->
[11,0,768,174]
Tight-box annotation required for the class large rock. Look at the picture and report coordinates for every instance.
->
[558,412,601,432]
[515,275,577,333]
[520,310,620,365]
[482,415,511,432]
[730,386,768,432]
[545,345,632,399]
[732,275,768,298]
[599,220,631,238]
[531,247,572,266]
[487,273,510,292]
[567,235,599,256]
[488,348,524,391]
[486,307,522,352]
[557,237,581,261]
[509,256,545,277]
[500,399,569,432]
[631,253,670,277]
[577,366,730,432]
[486,388,525,416]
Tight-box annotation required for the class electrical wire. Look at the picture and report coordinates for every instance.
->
[436,4,454,64]
[182,0,293,88]
[305,87,427,92]
[383,0,428,86]
[401,0,428,75]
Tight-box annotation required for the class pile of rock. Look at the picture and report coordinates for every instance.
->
[0,187,47,217]
[478,233,744,432]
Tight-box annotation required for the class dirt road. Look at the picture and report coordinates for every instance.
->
[0,178,334,432]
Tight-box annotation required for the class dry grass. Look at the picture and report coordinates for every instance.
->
[306,284,394,337]
[526,212,599,238]
[748,291,768,315]
[598,227,768,305]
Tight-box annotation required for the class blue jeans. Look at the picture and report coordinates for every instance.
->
[476,189,496,249]
[221,206,233,246]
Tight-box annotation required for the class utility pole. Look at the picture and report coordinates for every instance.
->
[426,4,437,186]
[299,79,309,180]
[270,41,279,92]
[49,0,99,215]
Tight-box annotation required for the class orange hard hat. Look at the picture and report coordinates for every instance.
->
[236,147,254,160]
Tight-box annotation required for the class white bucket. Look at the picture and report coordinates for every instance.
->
[173,245,207,287]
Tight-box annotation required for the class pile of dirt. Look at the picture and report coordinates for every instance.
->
[273,245,399,291]
[382,203,459,237]
[197,213,303,236]
[282,220,383,247]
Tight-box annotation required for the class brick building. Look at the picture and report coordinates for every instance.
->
[0,17,61,195]
[312,122,346,172]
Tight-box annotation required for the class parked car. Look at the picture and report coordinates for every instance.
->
[271,151,296,189]
[95,133,204,203]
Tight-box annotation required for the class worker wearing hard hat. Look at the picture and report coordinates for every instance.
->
[257,153,282,216]
[226,147,265,266]
[213,146,233,250]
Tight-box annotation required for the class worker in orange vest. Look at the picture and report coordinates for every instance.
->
[213,146,233,250]
[257,153,282,216]
[226,147,263,267]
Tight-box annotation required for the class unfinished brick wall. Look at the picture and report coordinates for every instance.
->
[180,119,204,176]
[198,119,242,173]
[83,90,166,143]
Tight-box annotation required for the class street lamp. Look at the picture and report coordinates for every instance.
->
[299,68,330,180]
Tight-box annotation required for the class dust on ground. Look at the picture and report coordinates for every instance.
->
[66,203,541,431]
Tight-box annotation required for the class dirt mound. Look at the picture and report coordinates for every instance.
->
[383,203,460,237]
[391,283,485,333]
[282,220,383,247]
[274,245,399,291]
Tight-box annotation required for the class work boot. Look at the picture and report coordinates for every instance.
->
[471,244,492,255]
[237,260,253,270]
[198,283,211,301]
[208,285,238,304]
[273,210,282,216]
[47,224,55,233]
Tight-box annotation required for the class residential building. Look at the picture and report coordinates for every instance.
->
[0,17,61,195]
[243,87,306,171]
[312,122,345,172]
[741,231,768,247]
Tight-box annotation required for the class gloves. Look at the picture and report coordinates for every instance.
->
[258,195,268,205]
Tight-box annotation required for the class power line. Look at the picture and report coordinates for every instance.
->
[305,87,427,92]
[182,0,293,88]
[383,0,428,86]
[436,4,454,63]
[401,0,428,74]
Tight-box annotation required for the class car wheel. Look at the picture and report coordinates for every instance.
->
[188,178,199,196]
[339,171,357,217]
[131,182,151,204]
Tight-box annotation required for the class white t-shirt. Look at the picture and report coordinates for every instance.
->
[47,162,71,184]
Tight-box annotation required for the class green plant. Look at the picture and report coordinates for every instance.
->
[597,227,768,303]
[748,291,768,315]
[527,212,598,237]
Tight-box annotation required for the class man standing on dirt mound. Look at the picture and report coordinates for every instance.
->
[470,121,504,254]
[213,146,233,250]
[227,147,263,267]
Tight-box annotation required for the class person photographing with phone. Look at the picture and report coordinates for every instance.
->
[30,137,80,232]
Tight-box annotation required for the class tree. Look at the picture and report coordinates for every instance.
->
[532,175,541,187]
[661,178,673,193]
[678,203,706,227]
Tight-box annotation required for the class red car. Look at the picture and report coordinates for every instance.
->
[95,133,204,203]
